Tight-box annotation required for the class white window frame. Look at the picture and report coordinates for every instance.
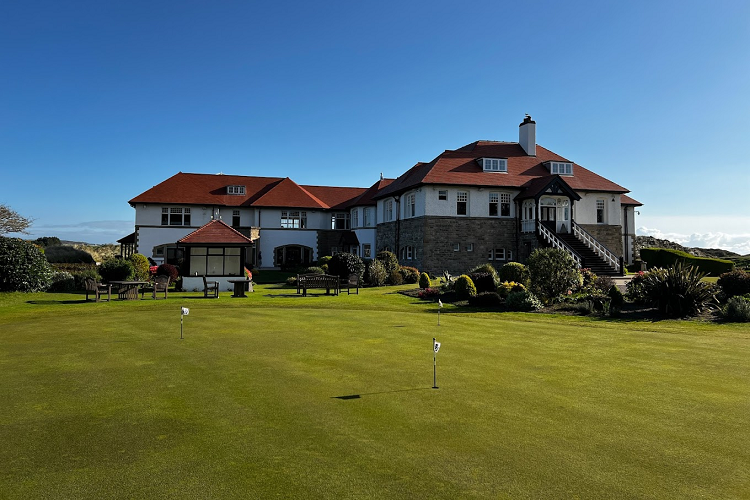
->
[550,162,573,175]
[281,211,307,229]
[332,212,350,230]
[401,246,413,260]
[385,200,393,221]
[351,209,359,228]
[363,244,371,258]
[162,207,191,226]
[457,191,468,216]
[596,199,606,224]
[405,193,416,218]
[488,248,508,261]
[438,190,448,201]
[363,207,372,227]
[453,243,460,252]
[482,158,508,172]
[466,243,474,252]
[227,185,246,195]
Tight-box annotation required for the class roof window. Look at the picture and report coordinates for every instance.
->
[478,158,507,173]
[227,185,246,195]
[548,162,573,176]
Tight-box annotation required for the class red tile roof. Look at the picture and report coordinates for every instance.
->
[621,194,642,206]
[376,141,629,198]
[177,220,254,244]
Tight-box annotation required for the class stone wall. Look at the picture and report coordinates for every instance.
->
[578,224,623,257]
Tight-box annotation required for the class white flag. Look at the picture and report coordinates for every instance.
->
[438,299,443,308]
[181,307,189,316]
[434,341,441,353]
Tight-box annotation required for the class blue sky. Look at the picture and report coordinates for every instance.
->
[2,1,749,253]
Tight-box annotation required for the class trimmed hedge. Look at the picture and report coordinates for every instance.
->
[640,248,733,276]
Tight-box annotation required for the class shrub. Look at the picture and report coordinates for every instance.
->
[468,272,496,294]
[286,276,298,286]
[468,264,499,286]
[724,296,750,322]
[717,270,750,298]
[399,266,420,284]
[468,291,502,308]
[608,285,624,312]
[376,250,399,277]
[579,268,597,289]
[497,281,526,298]
[127,253,151,282]
[419,272,431,289]
[527,248,581,301]
[329,252,365,280]
[454,274,477,300]
[640,248,733,276]
[365,260,387,287]
[48,271,75,292]
[499,262,529,286]
[418,287,441,300]
[625,271,649,304]
[0,237,54,292]
[34,236,62,247]
[72,268,101,290]
[388,270,404,285]
[98,258,134,283]
[317,255,332,268]
[593,275,615,294]
[44,245,95,264]
[156,263,179,282]
[506,290,543,311]
[640,263,718,317]
[301,266,325,275]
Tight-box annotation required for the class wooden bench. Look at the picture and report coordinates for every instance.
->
[297,274,340,296]
[84,277,111,302]
[340,273,360,295]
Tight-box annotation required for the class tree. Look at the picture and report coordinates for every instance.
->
[0,204,33,235]
[0,236,53,292]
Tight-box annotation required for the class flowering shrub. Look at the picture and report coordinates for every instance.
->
[497,281,526,298]
[418,287,441,300]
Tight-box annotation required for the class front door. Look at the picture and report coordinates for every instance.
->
[540,203,556,232]
[556,199,571,233]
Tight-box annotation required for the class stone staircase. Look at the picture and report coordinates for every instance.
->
[555,233,620,276]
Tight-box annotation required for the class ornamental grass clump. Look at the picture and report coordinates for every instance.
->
[640,263,718,318]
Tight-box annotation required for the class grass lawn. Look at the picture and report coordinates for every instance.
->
[0,285,748,499]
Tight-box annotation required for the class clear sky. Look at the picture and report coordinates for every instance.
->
[2,1,749,253]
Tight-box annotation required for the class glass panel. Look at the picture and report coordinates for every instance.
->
[190,256,207,276]
[225,248,241,255]
[207,256,223,275]
[208,248,223,254]
[224,256,241,275]
[192,247,207,255]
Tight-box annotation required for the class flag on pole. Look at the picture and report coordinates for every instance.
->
[438,299,443,308]
[434,340,441,353]
[181,307,189,316]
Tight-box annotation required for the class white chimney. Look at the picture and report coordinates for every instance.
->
[519,114,536,156]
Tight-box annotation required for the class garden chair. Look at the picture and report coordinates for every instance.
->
[203,276,219,298]
[84,277,111,302]
[340,273,359,295]
[151,275,170,299]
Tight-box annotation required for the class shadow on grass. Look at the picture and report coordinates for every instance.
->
[27,299,91,305]
[332,387,434,400]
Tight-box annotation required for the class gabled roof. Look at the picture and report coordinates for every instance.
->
[621,194,642,206]
[252,177,329,209]
[515,175,582,201]
[346,178,395,208]
[177,220,254,244]
[303,185,370,210]
[375,141,628,199]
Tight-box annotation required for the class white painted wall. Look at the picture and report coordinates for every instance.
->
[423,186,519,218]
[136,226,193,261]
[353,228,377,258]
[575,192,621,225]
[256,229,319,267]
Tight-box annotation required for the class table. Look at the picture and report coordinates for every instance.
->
[110,281,149,300]
[227,279,253,298]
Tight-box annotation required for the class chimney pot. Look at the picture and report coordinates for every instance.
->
[519,115,536,156]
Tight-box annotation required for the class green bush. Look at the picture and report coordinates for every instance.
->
[44,245,95,264]
[127,253,151,282]
[328,252,365,280]
[365,260,387,287]
[301,266,325,275]
[34,236,62,247]
[48,271,75,292]
[580,268,597,289]
[468,291,503,308]
[388,270,403,285]
[506,290,543,311]
[51,262,97,273]
[717,270,750,298]
[608,285,624,312]
[527,248,580,301]
[317,255,332,268]
[468,272,496,294]
[0,237,54,292]
[454,274,477,300]
[418,272,431,289]
[469,264,499,286]
[640,248,733,276]
[98,258,134,283]
[399,266,420,284]
[499,262,529,286]
[724,296,750,322]
[497,281,526,298]
[72,268,101,290]
[625,271,649,304]
[376,251,400,278]
[640,263,718,317]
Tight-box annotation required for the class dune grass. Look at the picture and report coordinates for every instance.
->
[0,285,748,499]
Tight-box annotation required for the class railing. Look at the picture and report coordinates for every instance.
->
[521,219,535,233]
[538,221,582,268]
[571,220,621,273]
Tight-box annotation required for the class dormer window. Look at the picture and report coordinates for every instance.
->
[548,162,573,175]
[227,185,246,195]
[478,158,508,173]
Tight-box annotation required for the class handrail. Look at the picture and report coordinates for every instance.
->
[537,221,582,268]
[571,220,621,273]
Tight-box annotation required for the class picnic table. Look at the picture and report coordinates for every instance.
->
[110,281,149,300]
[227,278,253,298]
